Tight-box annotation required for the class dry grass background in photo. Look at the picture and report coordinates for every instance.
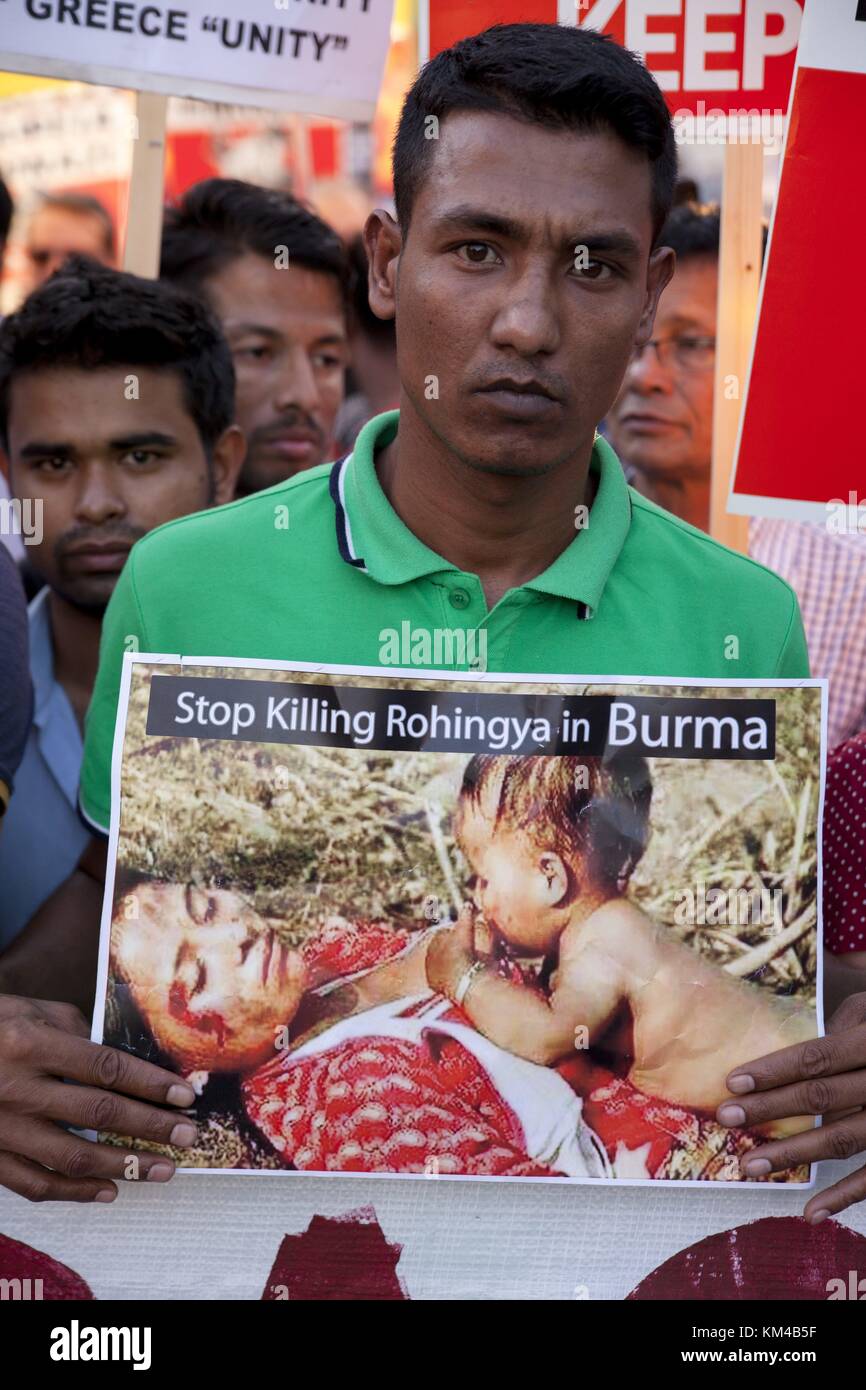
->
[115,666,820,1001]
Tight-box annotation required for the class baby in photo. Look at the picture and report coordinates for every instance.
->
[427,753,815,1139]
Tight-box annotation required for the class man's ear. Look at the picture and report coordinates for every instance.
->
[364,207,401,324]
[634,244,677,349]
[538,851,570,908]
[209,424,245,506]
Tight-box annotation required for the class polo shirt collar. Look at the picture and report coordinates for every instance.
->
[335,410,632,616]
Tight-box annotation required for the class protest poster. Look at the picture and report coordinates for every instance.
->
[0,0,394,120]
[93,656,825,1188]
[729,0,866,524]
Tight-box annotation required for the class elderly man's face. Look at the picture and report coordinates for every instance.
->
[606,255,717,481]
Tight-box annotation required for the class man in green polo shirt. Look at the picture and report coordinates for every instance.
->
[77,408,806,833]
[3,21,865,1221]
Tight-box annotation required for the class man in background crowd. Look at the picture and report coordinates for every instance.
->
[160,178,350,495]
[608,200,866,749]
[0,171,26,568]
[749,519,866,750]
[24,191,115,291]
[0,545,31,831]
[334,232,399,453]
[0,172,13,281]
[606,201,718,531]
[0,258,243,946]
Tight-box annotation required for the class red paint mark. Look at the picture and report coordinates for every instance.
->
[0,1233,94,1300]
[168,981,231,1048]
[627,1217,866,1301]
[261,1206,408,1301]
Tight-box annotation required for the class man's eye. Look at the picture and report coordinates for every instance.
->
[35,456,70,474]
[125,450,159,467]
[572,259,614,282]
[456,242,500,266]
[314,352,345,370]
[237,345,269,361]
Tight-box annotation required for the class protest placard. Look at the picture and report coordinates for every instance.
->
[1,0,394,120]
[93,655,824,1187]
[729,0,866,524]
[2,0,395,272]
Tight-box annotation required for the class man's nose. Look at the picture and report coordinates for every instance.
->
[74,465,126,525]
[489,267,560,357]
[623,342,675,394]
[274,347,320,417]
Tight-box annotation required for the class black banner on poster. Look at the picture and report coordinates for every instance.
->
[146,675,776,760]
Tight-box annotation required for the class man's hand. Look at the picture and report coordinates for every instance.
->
[425,905,475,998]
[716,992,866,1221]
[0,994,198,1203]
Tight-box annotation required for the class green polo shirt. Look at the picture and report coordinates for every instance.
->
[80,408,808,832]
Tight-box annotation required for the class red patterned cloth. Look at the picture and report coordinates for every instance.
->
[244,1017,557,1178]
[823,733,866,953]
[302,917,413,986]
[247,918,566,1176]
[581,1072,762,1181]
[247,917,793,1181]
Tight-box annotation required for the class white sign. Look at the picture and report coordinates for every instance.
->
[0,0,394,121]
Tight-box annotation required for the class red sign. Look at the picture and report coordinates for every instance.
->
[427,0,558,61]
[730,0,866,521]
[583,1,806,115]
[425,3,802,116]
[580,1,803,114]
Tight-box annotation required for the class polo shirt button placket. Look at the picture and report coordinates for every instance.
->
[449,587,471,611]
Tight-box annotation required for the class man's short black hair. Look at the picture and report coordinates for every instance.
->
[37,191,116,259]
[160,177,349,305]
[0,256,235,455]
[661,200,769,263]
[0,172,13,248]
[393,22,678,245]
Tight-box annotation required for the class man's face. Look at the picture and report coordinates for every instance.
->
[7,365,239,611]
[367,111,673,477]
[26,206,113,289]
[204,252,348,493]
[606,255,717,478]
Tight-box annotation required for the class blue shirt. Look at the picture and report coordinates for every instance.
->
[0,587,89,948]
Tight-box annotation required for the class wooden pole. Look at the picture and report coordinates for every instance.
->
[122,91,168,279]
[709,138,765,551]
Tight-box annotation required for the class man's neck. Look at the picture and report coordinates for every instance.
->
[375,397,597,610]
[47,589,104,730]
[629,465,711,532]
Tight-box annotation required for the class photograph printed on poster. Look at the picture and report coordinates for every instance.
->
[93,659,824,1185]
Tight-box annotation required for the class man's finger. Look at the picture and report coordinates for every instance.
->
[0,1149,117,1205]
[32,1079,198,1150]
[0,1113,177,1185]
[726,1024,866,1096]
[736,1111,866,1179]
[717,1069,866,1128]
[803,1162,866,1224]
[17,1024,195,1106]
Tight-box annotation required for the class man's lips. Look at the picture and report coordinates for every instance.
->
[259,431,322,460]
[619,413,680,433]
[475,378,561,421]
[62,542,133,574]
